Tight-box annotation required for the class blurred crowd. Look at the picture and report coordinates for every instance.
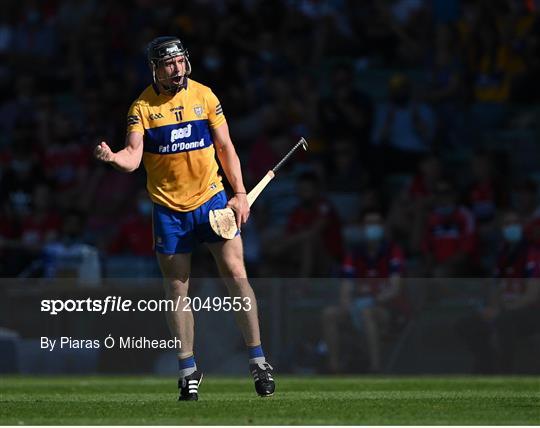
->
[1,0,540,372]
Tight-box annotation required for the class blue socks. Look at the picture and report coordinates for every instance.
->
[248,344,266,365]
[178,355,197,378]
[179,346,265,376]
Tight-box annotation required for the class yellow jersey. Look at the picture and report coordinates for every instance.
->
[126,79,226,212]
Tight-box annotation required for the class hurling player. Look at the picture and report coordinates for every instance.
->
[94,37,274,400]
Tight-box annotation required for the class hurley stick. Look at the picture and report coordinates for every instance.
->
[209,137,309,239]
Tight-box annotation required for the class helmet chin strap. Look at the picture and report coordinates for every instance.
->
[159,74,186,94]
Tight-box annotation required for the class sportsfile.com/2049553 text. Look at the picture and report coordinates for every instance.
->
[40,296,252,315]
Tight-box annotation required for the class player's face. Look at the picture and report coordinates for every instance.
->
[156,55,187,88]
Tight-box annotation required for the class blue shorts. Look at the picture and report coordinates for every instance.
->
[153,191,229,254]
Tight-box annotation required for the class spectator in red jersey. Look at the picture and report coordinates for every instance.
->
[322,208,410,373]
[108,190,154,257]
[456,210,540,373]
[266,171,343,277]
[422,178,479,277]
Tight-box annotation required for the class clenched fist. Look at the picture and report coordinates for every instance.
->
[94,142,115,163]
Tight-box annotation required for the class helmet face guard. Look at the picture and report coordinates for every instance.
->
[147,36,192,94]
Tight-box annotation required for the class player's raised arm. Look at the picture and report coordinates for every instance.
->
[94,131,144,173]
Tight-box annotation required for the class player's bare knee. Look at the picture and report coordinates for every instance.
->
[163,278,189,298]
[220,257,247,280]
[156,253,191,281]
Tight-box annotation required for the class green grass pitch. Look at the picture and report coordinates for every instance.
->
[1,376,539,425]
